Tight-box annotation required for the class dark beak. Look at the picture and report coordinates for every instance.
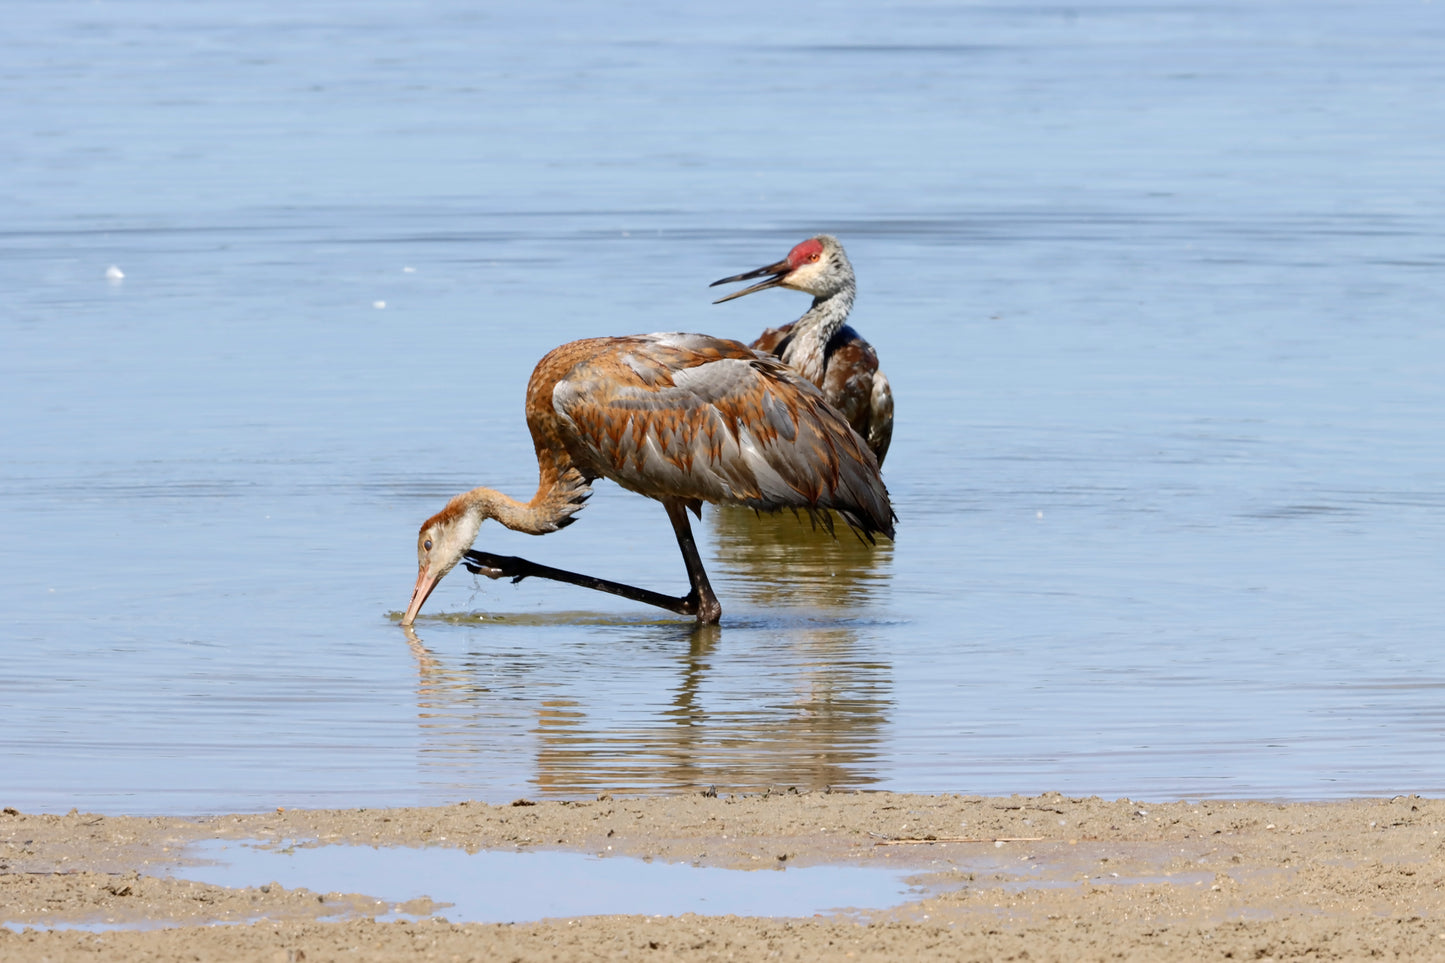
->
[709,257,791,304]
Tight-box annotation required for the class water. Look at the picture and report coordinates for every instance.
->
[175,840,923,923]
[3,0,1444,814]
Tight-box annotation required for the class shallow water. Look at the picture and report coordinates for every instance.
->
[176,840,922,924]
[3,0,1444,814]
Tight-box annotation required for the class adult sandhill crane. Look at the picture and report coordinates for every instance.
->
[401,333,894,626]
[711,235,893,467]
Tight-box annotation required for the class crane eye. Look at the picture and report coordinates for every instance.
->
[809,252,821,262]
[423,539,433,551]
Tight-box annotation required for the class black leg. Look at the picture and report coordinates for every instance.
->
[459,501,723,623]
[461,550,699,616]
[663,499,722,624]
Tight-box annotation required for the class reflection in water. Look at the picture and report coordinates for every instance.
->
[527,623,892,795]
[398,510,897,796]
[708,506,895,612]
[403,584,895,796]
[402,625,549,787]
[403,625,501,770]
[525,512,898,793]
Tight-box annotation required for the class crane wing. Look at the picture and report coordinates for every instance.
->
[551,334,893,540]
[819,327,892,469]
[748,322,796,356]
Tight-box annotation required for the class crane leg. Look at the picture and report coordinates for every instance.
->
[663,499,722,624]
[460,500,721,623]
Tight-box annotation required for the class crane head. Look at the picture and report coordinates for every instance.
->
[401,494,484,625]
[710,235,853,303]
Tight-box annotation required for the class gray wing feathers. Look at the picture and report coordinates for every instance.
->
[550,339,893,538]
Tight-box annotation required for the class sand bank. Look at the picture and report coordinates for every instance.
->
[4,791,1444,960]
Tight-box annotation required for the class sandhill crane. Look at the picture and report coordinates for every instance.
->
[401,333,894,626]
[711,235,893,467]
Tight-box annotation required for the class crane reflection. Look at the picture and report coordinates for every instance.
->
[401,506,895,797]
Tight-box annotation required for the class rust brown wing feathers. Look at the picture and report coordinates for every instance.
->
[749,323,795,357]
[820,328,893,467]
[546,334,893,540]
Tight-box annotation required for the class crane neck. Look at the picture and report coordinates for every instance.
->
[798,281,855,344]
[779,282,855,384]
[449,486,542,534]
[450,457,591,537]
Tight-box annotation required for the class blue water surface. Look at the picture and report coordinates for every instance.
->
[2,0,1443,814]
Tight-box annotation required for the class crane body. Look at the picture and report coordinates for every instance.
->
[402,332,894,626]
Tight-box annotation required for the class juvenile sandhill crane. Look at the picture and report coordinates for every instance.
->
[711,235,893,466]
[401,333,894,626]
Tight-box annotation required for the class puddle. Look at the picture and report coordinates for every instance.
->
[172,840,928,923]
[0,837,1229,933]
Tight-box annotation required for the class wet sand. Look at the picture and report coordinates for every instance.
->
[4,791,1444,961]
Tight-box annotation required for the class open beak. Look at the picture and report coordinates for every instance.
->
[401,565,440,626]
[709,257,791,304]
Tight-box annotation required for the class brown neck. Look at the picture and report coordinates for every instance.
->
[458,446,591,536]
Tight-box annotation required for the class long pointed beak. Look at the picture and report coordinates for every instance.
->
[709,257,791,304]
[401,565,440,626]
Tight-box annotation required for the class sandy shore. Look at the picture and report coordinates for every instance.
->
[4,791,1444,961]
